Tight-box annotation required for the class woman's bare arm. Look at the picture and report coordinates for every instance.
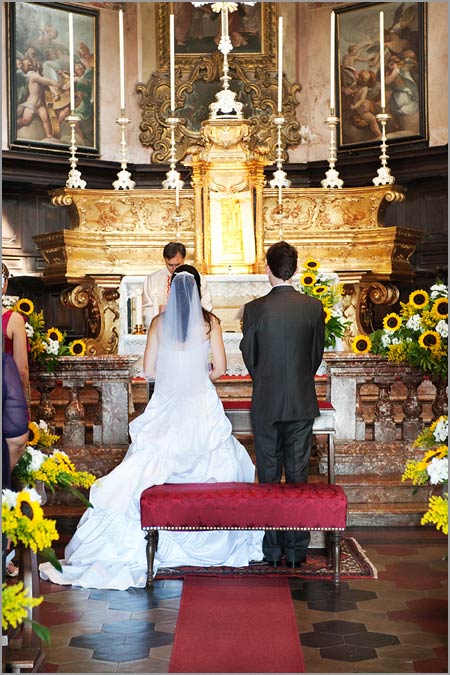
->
[9,312,29,394]
[208,316,226,381]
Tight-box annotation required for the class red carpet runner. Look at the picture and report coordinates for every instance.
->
[169,576,305,673]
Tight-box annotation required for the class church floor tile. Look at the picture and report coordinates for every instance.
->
[35,526,446,673]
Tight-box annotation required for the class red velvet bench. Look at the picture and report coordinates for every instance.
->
[222,399,337,482]
[140,481,347,586]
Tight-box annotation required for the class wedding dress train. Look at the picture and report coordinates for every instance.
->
[39,342,263,590]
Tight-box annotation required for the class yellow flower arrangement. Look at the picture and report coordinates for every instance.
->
[1,487,56,643]
[2,487,59,553]
[402,415,448,536]
[352,284,448,379]
[2,296,87,373]
[13,421,97,508]
[298,259,349,349]
[2,582,43,631]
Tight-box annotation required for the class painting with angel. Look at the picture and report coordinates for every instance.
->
[7,1,98,153]
[336,2,427,149]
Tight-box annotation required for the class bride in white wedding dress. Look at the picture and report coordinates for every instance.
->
[39,265,263,590]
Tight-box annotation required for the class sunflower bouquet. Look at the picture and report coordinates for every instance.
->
[298,258,349,349]
[13,421,97,508]
[351,284,448,379]
[2,486,59,642]
[2,486,59,553]
[2,296,87,372]
[402,415,448,535]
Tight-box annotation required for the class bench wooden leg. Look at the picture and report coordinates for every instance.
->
[145,530,158,587]
[327,432,336,484]
[330,531,341,586]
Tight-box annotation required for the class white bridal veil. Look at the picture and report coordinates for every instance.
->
[155,271,209,395]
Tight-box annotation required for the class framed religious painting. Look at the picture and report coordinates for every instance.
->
[7,2,99,154]
[335,2,428,150]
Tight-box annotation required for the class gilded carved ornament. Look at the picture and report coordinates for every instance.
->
[137,3,301,163]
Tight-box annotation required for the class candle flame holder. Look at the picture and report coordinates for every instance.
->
[113,111,135,190]
[321,112,343,189]
[66,113,86,189]
[269,115,291,240]
[372,111,396,186]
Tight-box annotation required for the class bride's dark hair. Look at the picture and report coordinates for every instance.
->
[171,264,217,338]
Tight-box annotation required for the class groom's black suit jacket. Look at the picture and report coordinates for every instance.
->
[240,285,325,423]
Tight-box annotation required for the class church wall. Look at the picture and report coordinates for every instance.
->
[2,2,447,161]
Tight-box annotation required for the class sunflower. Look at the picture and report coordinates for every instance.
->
[431,297,448,320]
[409,290,430,309]
[323,307,332,324]
[14,492,43,526]
[69,339,87,356]
[383,313,402,331]
[16,298,34,316]
[351,334,372,354]
[46,327,63,343]
[418,331,441,350]
[28,422,41,446]
[300,272,316,287]
[304,258,320,271]
[313,285,327,295]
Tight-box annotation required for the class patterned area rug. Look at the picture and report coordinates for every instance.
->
[156,537,377,580]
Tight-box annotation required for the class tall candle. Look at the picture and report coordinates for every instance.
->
[175,182,180,209]
[223,5,229,39]
[135,292,143,327]
[379,11,386,108]
[119,9,125,110]
[330,11,335,110]
[277,17,283,113]
[169,14,175,111]
[68,13,75,111]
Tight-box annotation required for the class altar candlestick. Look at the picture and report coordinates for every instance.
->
[330,11,335,110]
[277,17,283,113]
[135,292,143,327]
[119,9,125,110]
[170,14,175,111]
[68,13,75,111]
[379,11,386,108]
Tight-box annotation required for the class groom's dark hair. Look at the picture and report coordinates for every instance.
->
[163,242,186,260]
[266,241,298,280]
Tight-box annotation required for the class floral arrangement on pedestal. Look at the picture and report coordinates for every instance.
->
[2,296,87,373]
[350,284,448,380]
[2,486,60,642]
[13,420,97,508]
[298,259,349,349]
[402,415,448,535]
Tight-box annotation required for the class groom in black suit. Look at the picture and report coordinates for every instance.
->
[240,241,325,567]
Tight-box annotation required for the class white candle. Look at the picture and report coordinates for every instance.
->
[135,292,143,326]
[223,5,229,39]
[277,17,283,113]
[68,13,75,111]
[119,9,125,110]
[379,11,386,109]
[330,11,335,111]
[170,14,175,111]
[175,182,180,209]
